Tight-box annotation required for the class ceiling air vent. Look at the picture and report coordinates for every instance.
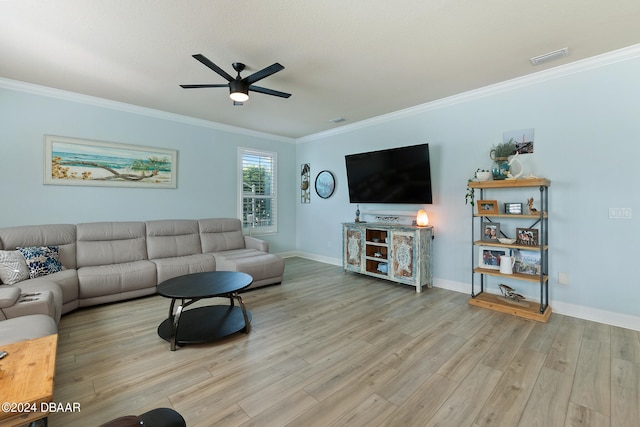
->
[530,48,569,65]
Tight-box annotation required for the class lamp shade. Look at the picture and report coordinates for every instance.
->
[416,209,429,226]
[229,80,249,102]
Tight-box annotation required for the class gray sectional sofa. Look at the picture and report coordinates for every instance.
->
[0,218,284,345]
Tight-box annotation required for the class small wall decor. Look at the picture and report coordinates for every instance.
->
[477,200,499,215]
[503,128,534,154]
[481,221,500,242]
[44,135,177,188]
[315,170,335,199]
[301,163,310,203]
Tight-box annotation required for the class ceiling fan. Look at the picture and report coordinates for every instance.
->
[180,54,291,105]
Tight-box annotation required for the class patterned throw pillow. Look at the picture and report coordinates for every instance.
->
[0,250,31,284]
[17,246,66,279]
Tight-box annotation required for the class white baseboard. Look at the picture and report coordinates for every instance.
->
[285,254,640,332]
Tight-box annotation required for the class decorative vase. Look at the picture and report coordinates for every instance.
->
[492,157,510,180]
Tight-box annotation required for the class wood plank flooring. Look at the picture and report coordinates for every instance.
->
[50,257,640,426]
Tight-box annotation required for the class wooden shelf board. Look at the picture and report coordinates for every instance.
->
[468,293,551,322]
[474,267,548,283]
[473,212,548,219]
[468,177,550,189]
[474,240,548,251]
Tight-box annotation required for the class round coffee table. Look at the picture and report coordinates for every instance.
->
[157,271,253,351]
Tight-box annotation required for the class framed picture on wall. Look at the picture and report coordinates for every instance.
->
[44,135,177,188]
[315,170,336,199]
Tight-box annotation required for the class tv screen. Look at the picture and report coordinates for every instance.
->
[345,143,433,204]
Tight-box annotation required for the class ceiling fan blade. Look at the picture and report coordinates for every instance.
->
[180,84,229,88]
[244,63,285,85]
[192,54,234,82]
[249,85,292,98]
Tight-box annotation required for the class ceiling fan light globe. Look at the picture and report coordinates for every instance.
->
[230,91,249,102]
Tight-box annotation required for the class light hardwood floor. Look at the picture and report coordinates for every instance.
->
[50,257,640,426]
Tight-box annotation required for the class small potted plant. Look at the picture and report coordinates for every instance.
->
[475,168,491,181]
[489,139,517,180]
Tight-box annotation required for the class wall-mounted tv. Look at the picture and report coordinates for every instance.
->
[345,143,433,204]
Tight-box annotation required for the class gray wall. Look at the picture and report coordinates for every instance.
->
[0,85,297,254]
[296,48,640,328]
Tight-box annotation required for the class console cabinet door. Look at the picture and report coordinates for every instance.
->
[390,231,416,284]
[343,226,363,272]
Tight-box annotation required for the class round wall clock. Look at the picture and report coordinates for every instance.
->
[315,170,335,199]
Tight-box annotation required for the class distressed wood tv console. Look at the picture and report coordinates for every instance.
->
[342,222,433,292]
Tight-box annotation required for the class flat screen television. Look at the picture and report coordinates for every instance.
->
[345,143,433,204]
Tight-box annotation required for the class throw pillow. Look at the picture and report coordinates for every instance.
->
[0,250,30,284]
[17,246,66,279]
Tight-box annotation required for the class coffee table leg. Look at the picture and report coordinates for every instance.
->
[170,299,185,351]
[233,292,251,333]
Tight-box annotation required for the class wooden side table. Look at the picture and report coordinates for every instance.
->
[0,334,57,427]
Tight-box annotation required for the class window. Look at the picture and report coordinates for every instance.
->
[239,148,277,234]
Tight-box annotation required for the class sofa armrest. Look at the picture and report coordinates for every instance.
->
[244,236,268,252]
[0,286,21,308]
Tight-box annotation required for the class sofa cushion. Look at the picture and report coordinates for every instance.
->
[213,249,284,287]
[0,315,57,346]
[152,254,216,284]
[18,246,66,279]
[0,290,56,321]
[146,220,202,259]
[0,224,76,269]
[78,260,157,299]
[0,286,21,308]
[20,274,74,319]
[0,250,30,284]
[77,221,148,267]
[199,218,246,253]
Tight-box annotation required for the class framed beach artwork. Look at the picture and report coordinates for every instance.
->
[44,135,177,188]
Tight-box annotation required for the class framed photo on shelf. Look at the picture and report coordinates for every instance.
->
[478,246,510,270]
[504,202,523,214]
[477,200,499,215]
[481,221,500,242]
[516,227,539,246]
[513,249,542,275]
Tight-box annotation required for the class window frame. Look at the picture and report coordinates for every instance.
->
[238,147,277,235]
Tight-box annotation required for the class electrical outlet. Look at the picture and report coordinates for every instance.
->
[609,208,632,219]
[558,272,569,285]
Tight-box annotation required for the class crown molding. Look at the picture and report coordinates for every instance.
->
[0,78,295,144]
[298,43,640,143]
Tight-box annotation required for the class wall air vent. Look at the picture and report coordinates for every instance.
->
[530,47,569,65]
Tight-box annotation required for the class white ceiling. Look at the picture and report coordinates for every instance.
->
[2,0,640,139]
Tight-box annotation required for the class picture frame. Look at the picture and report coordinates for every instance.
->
[504,202,523,215]
[315,170,336,199]
[477,200,499,215]
[44,135,177,188]
[301,163,310,203]
[516,227,539,246]
[513,249,542,275]
[478,246,510,270]
[481,221,500,242]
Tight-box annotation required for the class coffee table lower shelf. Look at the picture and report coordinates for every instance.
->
[158,305,252,347]
[468,292,551,322]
